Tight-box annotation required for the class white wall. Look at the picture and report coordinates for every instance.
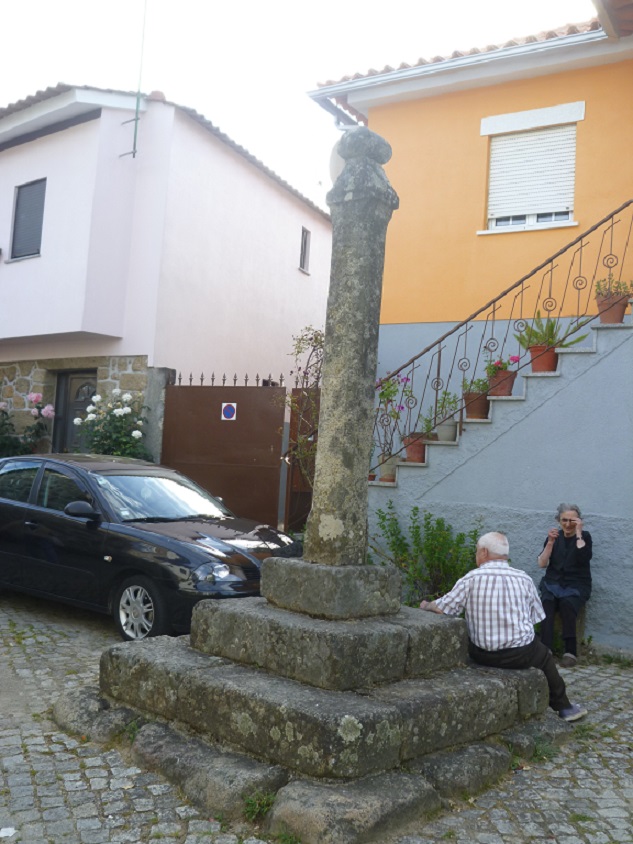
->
[0,119,99,340]
[153,110,332,378]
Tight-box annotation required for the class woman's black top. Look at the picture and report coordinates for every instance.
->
[540,529,593,602]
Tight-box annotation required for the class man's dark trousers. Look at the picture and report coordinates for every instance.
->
[468,636,571,711]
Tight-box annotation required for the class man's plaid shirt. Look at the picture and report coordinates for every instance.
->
[435,561,545,651]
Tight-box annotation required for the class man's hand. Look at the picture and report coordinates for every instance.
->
[419,600,443,614]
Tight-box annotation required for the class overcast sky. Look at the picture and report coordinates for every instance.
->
[1,0,596,205]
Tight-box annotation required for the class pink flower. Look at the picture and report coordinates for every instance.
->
[28,392,43,404]
[509,355,520,364]
[494,360,502,368]
[41,404,55,419]
[31,408,40,417]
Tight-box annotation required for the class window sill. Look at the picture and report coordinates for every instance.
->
[4,253,42,263]
[476,221,579,236]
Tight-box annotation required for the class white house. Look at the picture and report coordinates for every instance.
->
[0,84,332,453]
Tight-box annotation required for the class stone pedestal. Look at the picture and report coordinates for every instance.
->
[98,628,548,780]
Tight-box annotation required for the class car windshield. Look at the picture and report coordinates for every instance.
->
[93,471,234,523]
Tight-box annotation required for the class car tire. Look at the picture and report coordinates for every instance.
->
[113,576,169,641]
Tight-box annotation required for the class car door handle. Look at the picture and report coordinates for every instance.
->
[25,521,39,529]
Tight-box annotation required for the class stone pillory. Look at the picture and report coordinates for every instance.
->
[303,127,399,569]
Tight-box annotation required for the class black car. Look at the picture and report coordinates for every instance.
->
[0,455,300,640]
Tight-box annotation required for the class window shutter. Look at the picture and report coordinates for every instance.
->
[488,125,576,219]
[12,179,47,258]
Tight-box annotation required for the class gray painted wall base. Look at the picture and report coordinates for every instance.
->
[370,323,633,652]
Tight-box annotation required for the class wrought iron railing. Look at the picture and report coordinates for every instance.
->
[373,199,633,468]
[172,372,287,386]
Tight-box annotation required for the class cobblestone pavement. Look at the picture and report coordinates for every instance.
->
[1,591,632,844]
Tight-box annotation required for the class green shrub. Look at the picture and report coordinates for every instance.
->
[370,501,480,604]
[0,394,55,457]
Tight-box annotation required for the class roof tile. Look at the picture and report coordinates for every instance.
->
[318,19,602,87]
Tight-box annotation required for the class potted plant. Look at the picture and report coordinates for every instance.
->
[594,274,633,324]
[485,355,520,396]
[374,374,412,480]
[514,311,588,372]
[462,376,490,419]
[434,390,460,441]
[399,404,434,463]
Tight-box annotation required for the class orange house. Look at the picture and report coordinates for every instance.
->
[309,3,633,654]
[312,8,633,339]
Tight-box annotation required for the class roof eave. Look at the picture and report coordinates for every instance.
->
[0,86,144,147]
[310,27,633,121]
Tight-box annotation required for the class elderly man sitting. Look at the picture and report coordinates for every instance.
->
[420,531,586,722]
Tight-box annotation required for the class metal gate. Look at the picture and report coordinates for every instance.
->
[161,383,286,526]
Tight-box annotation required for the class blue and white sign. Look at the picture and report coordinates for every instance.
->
[221,403,237,421]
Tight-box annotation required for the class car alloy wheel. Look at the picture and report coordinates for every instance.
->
[114,576,168,641]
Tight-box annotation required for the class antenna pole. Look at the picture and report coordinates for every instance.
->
[131,0,149,158]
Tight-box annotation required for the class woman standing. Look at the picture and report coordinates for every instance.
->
[537,504,593,667]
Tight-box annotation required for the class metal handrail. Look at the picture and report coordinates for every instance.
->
[373,199,633,469]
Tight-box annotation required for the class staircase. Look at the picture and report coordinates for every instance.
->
[369,202,633,654]
[371,321,631,493]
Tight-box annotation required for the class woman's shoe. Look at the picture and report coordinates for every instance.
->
[560,653,578,668]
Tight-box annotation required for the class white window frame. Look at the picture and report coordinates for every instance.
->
[479,102,584,235]
[299,226,311,273]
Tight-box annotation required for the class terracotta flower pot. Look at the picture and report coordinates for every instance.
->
[402,434,427,463]
[595,293,630,324]
[463,391,490,419]
[528,345,558,372]
[488,370,517,396]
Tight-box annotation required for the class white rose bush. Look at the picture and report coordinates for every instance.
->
[73,392,150,458]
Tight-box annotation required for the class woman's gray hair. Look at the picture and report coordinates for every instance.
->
[477,531,509,557]
[556,503,582,521]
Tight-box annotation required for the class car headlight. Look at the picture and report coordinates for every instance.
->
[192,562,231,583]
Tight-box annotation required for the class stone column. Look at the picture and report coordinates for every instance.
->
[303,127,399,567]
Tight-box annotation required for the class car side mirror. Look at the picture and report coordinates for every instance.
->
[65,500,101,521]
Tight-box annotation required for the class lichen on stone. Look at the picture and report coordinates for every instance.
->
[318,514,345,541]
[338,715,363,743]
[232,712,256,737]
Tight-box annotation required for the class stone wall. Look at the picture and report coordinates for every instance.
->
[0,355,174,460]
